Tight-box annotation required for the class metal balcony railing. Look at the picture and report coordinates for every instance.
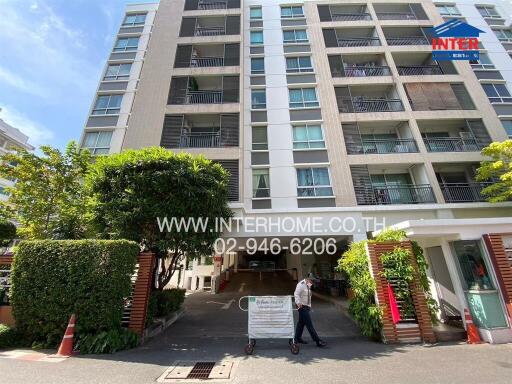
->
[343,65,391,77]
[337,37,381,47]
[408,99,463,111]
[397,65,444,76]
[179,132,221,148]
[423,137,482,152]
[197,1,227,10]
[440,182,492,203]
[190,56,224,67]
[331,13,372,21]
[386,36,429,45]
[338,97,405,113]
[194,26,225,36]
[349,138,419,154]
[376,12,417,20]
[186,90,223,104]
[355,184,436,205]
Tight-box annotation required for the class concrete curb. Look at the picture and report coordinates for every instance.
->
[142,308,186,343]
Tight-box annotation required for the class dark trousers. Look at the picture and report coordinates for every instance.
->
[295,306,320,342]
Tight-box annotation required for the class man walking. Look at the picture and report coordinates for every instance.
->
[294,273,327,347]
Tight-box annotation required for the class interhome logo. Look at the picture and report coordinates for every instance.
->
[431,20,485,61]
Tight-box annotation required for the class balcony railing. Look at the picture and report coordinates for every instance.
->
[343,65,391,77]
[186,90,223,104]
[377,12,417,20]
[355,184,436,205]
[331,13,372,21]
[397,65,444,76]
[408,99,464,111]
[338,97,405,113]
[349,138,419,154]
[194,26,225,36]
[197,1,227,10]
[179,132,221,148]
[440,182,492,203]
[386,36,429,46]
[337,37,381,47]
[423,137,482,152]
[191,56,224,67]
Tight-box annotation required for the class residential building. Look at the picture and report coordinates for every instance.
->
[434,0,512,138]
[0,117,34,201]
[81,1,512,342]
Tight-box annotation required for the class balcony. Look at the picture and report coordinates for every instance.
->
[336,85,404,113]
[318,4,371,22]
[195,26,225,36]
[186,90,223,104]
[180,132,221,148]
[394,52,455,76]
[383,27,430,46]
[329,53,391,77]
[168,75,239,105]
[323,27,381,48]
[343,121,418,154]
[374,4,428,20]
[197,1,227,10]
[419,119,491,152]
[400,65,445,76]
[406,83,475,111]
[179,16,240,37]
[440,183,492,203]
[355,184,436,205]
[175,44,240,68]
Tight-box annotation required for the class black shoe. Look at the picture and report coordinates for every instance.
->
[297,339,308,344]
[316,340,327,348]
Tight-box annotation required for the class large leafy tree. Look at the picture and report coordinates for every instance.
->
[87,147,232,289]
[0,142,92,239]
[476,140,512,202]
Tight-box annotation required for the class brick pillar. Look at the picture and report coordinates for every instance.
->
[128,252,156,337]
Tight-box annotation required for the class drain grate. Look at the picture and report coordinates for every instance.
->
[187,362,216,379]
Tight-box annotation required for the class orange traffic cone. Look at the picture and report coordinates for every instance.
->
[464,308,483,344]
[56,314,76,356]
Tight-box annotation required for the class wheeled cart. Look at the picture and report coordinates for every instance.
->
[239,295,299,355]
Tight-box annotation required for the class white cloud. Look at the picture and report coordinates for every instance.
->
[0,104,54,147]
[0,66,49,98]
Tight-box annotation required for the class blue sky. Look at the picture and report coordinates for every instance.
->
[0,0,156,150]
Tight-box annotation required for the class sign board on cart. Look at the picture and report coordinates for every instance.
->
[248,296,294,339]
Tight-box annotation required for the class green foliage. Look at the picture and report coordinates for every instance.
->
[0,324,17,349]
[0,142,92,240]
[476,140,512,202]
[10,240,139,347]
[87,147,232,289]
[75,328,139,354]
[338,240,382,339]
[0,220,16,247]
[146,289,185,326]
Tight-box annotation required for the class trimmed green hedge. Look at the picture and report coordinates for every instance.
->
[11,240,139,347]
[0,324,17,349]
[0,220,16,247]
[147,289,185,325]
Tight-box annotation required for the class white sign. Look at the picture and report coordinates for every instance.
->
[248,296,294,339]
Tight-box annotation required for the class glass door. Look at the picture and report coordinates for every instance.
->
[451,240,509,329]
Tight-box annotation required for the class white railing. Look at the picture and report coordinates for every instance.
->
[194,26,225,36]
[186,90,223,104]
[191,56,224,67]
[180,132,221,148]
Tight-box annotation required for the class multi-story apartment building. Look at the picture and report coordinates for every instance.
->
[0,117,33,201]
[81,1,512,342]
[434,0,512,138]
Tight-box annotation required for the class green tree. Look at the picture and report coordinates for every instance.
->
[0,220,16,247]
[87,147,232,289]
[476,140,512,202]
[0,142,92,239]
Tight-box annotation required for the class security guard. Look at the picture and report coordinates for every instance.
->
[293,273,327,347]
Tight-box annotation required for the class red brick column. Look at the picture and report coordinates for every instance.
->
[0,253,13,265]
[128,252,156,337]
[483,233,512,321]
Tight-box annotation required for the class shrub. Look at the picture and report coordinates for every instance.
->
[11,240,139,347]
[75,328,139,354]
[0,324,19,349]
[0,220,16,247]
[147,289,185,325]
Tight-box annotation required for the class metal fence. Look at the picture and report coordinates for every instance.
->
[331,13,372,21]
[191,56,224,68]
[186,90,223,104]
[179,132,221,148]
[386,36,429,46]
[337,37,381,47]
[349,138,418,154]
[396,65,444,76]
[198,1,227,10]
[339,97,404,113]
[194,26,226,36]
[376,12,417,20]
[423,137,481,152]
[355,185,436,205]
[440,182,492,203]
[343,65,391,77]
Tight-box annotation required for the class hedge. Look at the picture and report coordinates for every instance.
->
[11,240,139,347]
[146,289,185,325]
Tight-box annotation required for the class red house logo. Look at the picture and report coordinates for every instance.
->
[431,20,485,61]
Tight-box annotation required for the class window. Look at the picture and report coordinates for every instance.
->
[123,13,147,26]
[82,131,113,155]
[113,37,140,52]
[250,7,262,20]
[104,63,132,81]
[293,125,325,149]
[252,89,266,109]
[482,83,512,103]
[92,94,123,115]
[250,31,264,45]
[286,56,313,73]
[469,53,494,69]
[289,88,319,108]
[251,58,265,74]
[253,169,270,198]
[476,5,501,18]
[493,28,512,41]
[283,29,308,44]
[296,168,333,197]
[501,120,512,138]
[281,6,304,18]
[436,4,461,16]
[252,126,268,150]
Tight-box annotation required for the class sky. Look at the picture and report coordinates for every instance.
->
[0,0,156,150]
